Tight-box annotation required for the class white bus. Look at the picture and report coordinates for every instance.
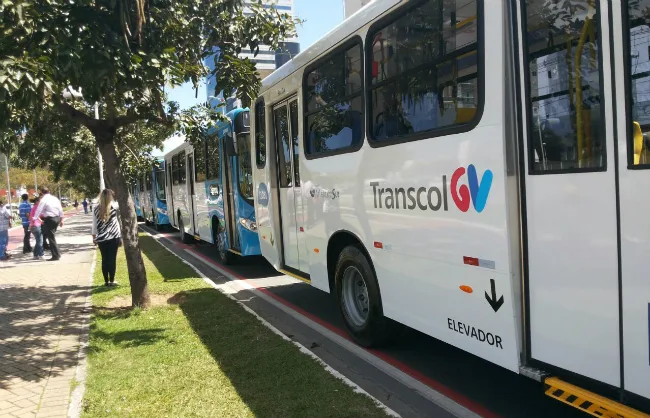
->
[165,108,261,263]
[251,0,650,415]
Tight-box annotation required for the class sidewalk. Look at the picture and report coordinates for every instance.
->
[0,213,95,418]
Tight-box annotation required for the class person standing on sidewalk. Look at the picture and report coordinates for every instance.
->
[33,187,64,261]
[29,195,44,260]
[82,198,88,214]
[19,194,33,254]
[0,199,13,261]
[92,189,122,286]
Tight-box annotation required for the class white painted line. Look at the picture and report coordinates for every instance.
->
[142,228,400,418]
[68,250,96,418]
[181,249,481,418]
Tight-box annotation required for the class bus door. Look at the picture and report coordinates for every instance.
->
[515,0,620,387]
[272,98,309,274]
[222,136,241,252]
[187,153,197,236]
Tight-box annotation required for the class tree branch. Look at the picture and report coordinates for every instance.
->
[55,100,100,130]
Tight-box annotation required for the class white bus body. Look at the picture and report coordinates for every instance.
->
[251,0,650,413]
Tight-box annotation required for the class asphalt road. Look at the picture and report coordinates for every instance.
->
[142,224,586,418]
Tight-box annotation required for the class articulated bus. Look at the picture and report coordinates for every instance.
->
[165,108,260,264]
[251,0,650,415]
[136,160,170,230]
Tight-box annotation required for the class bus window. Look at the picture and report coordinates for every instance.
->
[274,105,292,187]
[146,172,153,191]
[207,134,220,180]
[177,151,186,185]
[156,167,166,201]
[304,40,363,156]
[195,141,207,182]
[367,0,479,143]
[522,0,605,173]
[171,155,178,185]
[255,101,266,168]
[290,100,300,186]
[624,0,650,166]
[237,132,254,201]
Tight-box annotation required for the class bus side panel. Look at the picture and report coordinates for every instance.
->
[302,2,520,372]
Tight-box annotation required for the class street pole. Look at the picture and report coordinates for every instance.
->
[4,154,12,214]
[95,102,106,191]
[33,169,37,194]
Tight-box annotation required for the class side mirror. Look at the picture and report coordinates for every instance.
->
[225,132,238,156]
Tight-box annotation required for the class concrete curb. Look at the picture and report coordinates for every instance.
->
[67,250,96,418]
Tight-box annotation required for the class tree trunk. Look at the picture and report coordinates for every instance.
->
[96,136,150,308]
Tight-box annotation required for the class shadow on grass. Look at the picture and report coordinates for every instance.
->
[173,287,382,417]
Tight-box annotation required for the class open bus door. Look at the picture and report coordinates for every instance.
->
[515,0,650,408]
[271,97,310,278]
[187,153,197,238]
[222,132,241,253]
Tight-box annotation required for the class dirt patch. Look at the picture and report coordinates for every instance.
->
[105,293,186,309]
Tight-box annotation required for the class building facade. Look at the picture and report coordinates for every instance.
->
[206,0,300,112]
[343,0,374,18]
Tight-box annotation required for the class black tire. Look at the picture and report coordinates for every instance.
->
[178,218,192,244]
[214,224,234,265]
[335,245,399,347]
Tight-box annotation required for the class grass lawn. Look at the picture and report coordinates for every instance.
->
[83,234,389,417]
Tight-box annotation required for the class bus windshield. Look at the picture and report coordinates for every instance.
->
[237,133,254,202]
[155,168,166,201]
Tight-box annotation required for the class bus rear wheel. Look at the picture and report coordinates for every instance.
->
[214,227,234,265]
[178,218,192,244]
[335,245,398,347]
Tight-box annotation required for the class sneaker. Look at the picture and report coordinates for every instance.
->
[47,257,60,261]
[108,282,118,286]
[0,256,9,261]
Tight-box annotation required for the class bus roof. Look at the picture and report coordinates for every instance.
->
[259,0,401,95]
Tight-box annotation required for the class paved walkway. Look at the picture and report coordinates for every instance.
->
[0,213,94,418]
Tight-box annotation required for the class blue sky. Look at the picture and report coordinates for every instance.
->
[166,0,343,112]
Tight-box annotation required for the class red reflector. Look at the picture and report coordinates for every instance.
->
[374,241,383,249]
[463,256,479,266]
[300,227,304,232]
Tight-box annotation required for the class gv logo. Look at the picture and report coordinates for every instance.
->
[450,165,493,213]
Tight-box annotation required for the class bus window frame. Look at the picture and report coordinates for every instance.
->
[621,1,650,170]
[519,0,608,175]
[302,35,365,160]
[255,99,267,169]
[236,130,255,207]
[364,0,485,148]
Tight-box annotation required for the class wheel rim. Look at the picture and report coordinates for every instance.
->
[341,266,370,327]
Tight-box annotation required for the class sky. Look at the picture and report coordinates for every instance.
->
[159,0,344,154]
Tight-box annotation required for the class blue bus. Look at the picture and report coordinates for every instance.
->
[136,160,170,230]
[164,108,260,264]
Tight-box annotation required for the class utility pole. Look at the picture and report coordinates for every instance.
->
[95,102,106,190]
[4,154,12,214]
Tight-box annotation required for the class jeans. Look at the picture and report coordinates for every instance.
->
[23,225,32,252]
[97,238,119,283]
[0,229,8,258]
[31,226,43,257]
[42,217,61,259]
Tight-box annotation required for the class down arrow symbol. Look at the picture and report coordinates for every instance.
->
[485,279,504,313]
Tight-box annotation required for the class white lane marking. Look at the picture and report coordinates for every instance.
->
[143,228,400,418]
